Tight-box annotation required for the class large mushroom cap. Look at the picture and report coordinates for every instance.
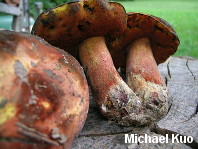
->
[0,30,89,149]
[107,12,180,69]
[31,0,127,58]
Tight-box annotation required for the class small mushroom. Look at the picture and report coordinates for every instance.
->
[32,0,148,126]
[107,12,180,123]
[0,30,89,149]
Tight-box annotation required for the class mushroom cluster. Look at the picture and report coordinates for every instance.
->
[32,0,179,127]
[0,30,89,149]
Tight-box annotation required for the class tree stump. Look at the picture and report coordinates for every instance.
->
[73,57,198,149]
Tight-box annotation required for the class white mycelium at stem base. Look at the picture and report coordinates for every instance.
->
[126,37,168,121]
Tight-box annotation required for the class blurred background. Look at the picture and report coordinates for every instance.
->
[0,0,197,59]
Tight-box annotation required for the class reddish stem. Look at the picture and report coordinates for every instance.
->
[126,37,165,87]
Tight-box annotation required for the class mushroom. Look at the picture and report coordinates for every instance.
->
[0,30,89,149]
[107,12,180,122]
[31,0,127,58]
[32,0,149,126]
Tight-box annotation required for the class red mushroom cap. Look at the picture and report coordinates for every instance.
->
[0,30,89,149]
[107,12,180,69]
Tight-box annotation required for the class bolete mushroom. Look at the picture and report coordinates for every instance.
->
[0,30,89,149]
[107,12,180,122]
[32,0,149,126]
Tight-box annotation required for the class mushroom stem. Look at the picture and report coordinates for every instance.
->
[126,37,168,119]
[79,36,145,126]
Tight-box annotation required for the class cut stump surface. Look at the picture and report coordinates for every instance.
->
[73,57,198,149]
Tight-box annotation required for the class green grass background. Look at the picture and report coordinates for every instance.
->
[118,0,198,59]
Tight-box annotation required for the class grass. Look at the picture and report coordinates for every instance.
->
[118,0,198,59]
